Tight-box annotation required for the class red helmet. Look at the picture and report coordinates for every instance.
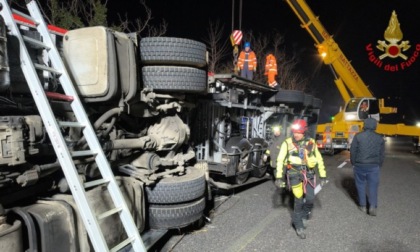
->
[291,119,307,134]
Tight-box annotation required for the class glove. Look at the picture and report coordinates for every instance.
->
[320,177,329,186]
[275,178,286,188]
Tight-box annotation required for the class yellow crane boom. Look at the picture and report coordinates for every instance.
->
[284,0,420,153]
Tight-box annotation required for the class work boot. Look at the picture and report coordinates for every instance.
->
[296,228,306,239]
[358,206,367,213]
[302,218,308,229]
[369,207,377,216]
[302,211,311,229]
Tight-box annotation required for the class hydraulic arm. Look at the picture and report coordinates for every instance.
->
[284,0,420,153]
[284,0,396,114]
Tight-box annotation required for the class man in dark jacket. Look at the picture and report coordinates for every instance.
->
[350,118,385,216]
[265,125,286,172]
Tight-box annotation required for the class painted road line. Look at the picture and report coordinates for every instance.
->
[337,162,347,169]
[226,209,281,252]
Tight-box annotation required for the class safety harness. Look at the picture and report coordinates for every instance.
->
[285,138,317,193]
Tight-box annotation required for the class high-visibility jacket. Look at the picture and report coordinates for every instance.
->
[276,137,326,179]
[265,135,286,168]
[264,54,277,75]
[237,50,257,71]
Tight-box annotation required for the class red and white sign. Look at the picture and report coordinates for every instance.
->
[230,30,243,46]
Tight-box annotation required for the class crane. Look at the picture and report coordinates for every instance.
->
[284,0,420,154]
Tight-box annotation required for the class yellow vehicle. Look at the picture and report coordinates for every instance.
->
[285,0,420,154]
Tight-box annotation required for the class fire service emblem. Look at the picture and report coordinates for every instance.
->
[376,11,410,60]
[366,10,419,72]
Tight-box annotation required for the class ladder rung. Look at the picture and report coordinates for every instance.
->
[22,35,50,49]
[71,150,97,157]
[34,63,62,75]
[46,92,74,102]
[97,207,122,220]
[1,0,146,250]
[110,237,135,252]
[12,9,38,25]
[84,178,109,189]
[58,121,85,128]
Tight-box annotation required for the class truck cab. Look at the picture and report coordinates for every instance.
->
[344,98,380,122]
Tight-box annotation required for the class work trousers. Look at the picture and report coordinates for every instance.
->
[267,72,277,86]
[289,173,315,229]
[353,165,380,208]
[240,68,254,80]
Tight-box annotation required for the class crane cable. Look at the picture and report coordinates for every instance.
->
[232,0,243,73]
[231,0,243,31]
[239,0,242,30]
[231,0,234,31]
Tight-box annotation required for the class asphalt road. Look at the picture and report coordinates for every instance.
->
[156,136,420,252]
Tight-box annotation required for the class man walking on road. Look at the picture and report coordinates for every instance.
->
[350,118,385,216]
[265,125,286,173]
[275,119,328,239]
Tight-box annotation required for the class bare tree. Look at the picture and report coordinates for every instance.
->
[40,0,107,29]
[18,0,167,36]
[115,0,167,37]
[277,47,308,90]
[203,20,229,73]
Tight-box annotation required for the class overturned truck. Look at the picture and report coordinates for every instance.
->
[0,9,321,252]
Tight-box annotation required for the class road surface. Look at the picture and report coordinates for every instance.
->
[155,136,420,252]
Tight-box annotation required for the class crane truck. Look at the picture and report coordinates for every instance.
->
[285,0,420,154]
[0,0,322,250]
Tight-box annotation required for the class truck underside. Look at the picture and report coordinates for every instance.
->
[0,9,321,251]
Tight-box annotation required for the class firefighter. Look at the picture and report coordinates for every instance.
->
[265,125,286,174]
[264,53,278,88]
[275,119,328,239]
[265,125,289,206]
[237,42,257,80]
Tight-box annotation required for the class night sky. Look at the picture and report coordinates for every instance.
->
[111,0,420,124]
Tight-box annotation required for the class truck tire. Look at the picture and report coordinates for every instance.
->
[142,66,207,93]
[249,138,268,178]
[225,138,251,184]
[274,90,305,104]
[251,148,268,178]
[148,197,205,229]
[140,37,207,67]
[145,166,206,204]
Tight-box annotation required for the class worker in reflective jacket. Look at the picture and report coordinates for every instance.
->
[237,42,257,80]
[264,125,286,172]
[264,53,278,88]
[275,119,328,239]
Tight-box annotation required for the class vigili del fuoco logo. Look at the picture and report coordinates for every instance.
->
[365,10,420,72]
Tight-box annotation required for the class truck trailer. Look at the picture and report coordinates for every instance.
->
[0,1,321,250]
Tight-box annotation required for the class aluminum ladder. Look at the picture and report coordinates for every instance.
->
[0,1,146,251]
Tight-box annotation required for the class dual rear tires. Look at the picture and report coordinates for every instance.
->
[140,37,207,94]
[145,166,207,229]
[140,37,208,229]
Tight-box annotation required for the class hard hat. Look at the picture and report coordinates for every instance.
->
[244,42,251,48]
[291,119,307,134]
